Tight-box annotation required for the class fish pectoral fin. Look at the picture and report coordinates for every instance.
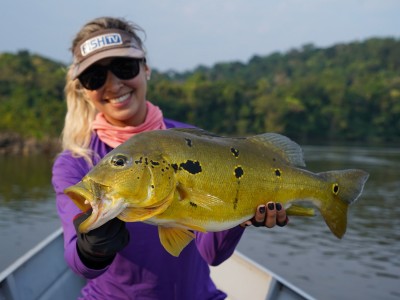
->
[286,205,315,217]
[191,192,225,210]
[118,208,148,222]
[119,207,162,222]
[158,227,195,257]
[177,184,225,211]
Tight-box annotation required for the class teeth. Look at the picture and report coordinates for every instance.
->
[109,93,130,104]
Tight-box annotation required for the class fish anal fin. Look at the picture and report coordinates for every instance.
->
[286,205,315,217]
[158,227,195,257]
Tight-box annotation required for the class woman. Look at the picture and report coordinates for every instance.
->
[52,16,288,300]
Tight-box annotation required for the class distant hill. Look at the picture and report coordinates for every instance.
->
[0,50,66,138]
[0,37,399,154]
[148,37,400,143]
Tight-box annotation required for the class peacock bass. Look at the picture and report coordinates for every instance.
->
[65,128,369,257]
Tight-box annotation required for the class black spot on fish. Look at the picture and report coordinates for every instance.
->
[151,185,155,189]
[145,158,149,165]
[275,169,281,177]
[231,147,240,158]
[233,181,240,210]
[234,192,239,209]
[185,138,193,147]
[234,166,244,179]
[189,202,198,208]
[151,160,160,166]
[134,157,143,164]
[171,163,179,172]
[180,160,202,174]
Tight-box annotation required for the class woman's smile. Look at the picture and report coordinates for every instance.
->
[106,92,132,105]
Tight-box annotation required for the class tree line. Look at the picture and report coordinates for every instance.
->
[1,37,399,145]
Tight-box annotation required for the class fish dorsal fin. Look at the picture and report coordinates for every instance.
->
[158,226,195,257]
[248,133,306,167]
[169,127,221,138]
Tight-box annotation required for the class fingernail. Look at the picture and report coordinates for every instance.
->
[276,203,282,211]
[268,203,275,210]
[258,206,266,214]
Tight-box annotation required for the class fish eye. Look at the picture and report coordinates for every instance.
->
[111,154,129,167]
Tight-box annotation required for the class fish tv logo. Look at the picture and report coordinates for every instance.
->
[80,33,123,56]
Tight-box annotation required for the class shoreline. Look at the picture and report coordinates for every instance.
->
[0,132,61,155]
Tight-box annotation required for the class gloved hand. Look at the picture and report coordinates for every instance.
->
[73,209,130,269]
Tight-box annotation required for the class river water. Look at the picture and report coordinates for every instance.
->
[0,145,399,299]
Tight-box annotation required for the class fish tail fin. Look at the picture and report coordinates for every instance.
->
[318,169,369,238]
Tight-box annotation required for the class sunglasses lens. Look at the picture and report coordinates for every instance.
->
[78,65,107,90]
[78,58,142,90]
[111,58,141,79]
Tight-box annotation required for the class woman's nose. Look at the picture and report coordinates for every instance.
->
[103,71,122,91]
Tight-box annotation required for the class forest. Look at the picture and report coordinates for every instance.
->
[0,37,399,146]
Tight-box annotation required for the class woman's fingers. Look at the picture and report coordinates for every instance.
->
[248,202,288,228]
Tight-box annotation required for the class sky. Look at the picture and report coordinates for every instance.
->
[1,0,399,72]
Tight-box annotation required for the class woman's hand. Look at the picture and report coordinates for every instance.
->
[240,202,288,228]
[73,209,130,269]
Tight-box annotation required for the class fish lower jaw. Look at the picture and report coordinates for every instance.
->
[80,199,128,233]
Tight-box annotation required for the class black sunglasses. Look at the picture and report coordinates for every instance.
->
[78,58,145,90]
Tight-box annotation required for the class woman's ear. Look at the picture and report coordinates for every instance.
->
[144,64,151,80]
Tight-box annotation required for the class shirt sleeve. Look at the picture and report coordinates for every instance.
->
[52,152,108,279]
[194,226,245,266]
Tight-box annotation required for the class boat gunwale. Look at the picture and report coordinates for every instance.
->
[0,227,64,282]
[0,227,315,300]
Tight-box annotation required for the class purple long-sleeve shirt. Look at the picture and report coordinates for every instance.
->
[52,118,245,300]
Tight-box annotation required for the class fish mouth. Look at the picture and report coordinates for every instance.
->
[64,181,127,233]
[64,183,93,212]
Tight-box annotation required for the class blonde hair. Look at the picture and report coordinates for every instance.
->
[61,17,146,165]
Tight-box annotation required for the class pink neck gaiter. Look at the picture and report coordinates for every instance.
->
[92,101,166,148]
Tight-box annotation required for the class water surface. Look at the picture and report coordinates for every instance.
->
[0,146,399,299]
[237,145,400,299]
